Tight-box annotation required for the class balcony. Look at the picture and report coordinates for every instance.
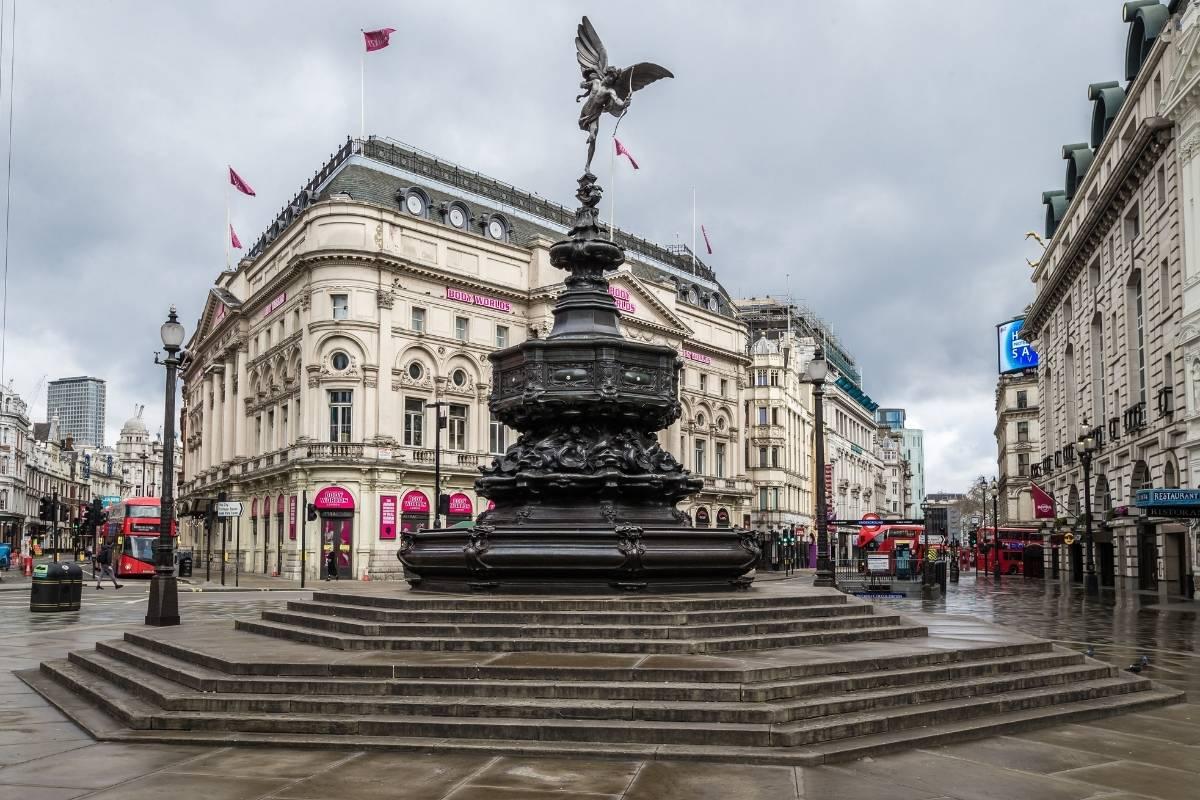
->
[701,476,752,495]
[1157,386,1174,418]
[1108,415,1120,442]
[307,443,365,460]
[1123,401,1147,435]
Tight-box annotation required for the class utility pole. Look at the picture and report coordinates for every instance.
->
[426,401,448,529]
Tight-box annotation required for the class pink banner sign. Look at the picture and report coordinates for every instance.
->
[380,495,397,540]
[608,286,636,313]
[261,291,287,318]
[276,494,285,515]
[314,486,356,511]
[446,287,512,313]
[401,490,429,514]
[682,349,712,365]
[288,496,297,540]
[447,493,473,516]
[250,498,258,518]
[214,304,227,324]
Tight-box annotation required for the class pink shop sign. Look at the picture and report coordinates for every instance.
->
[446,287,512,313]
[608,286,635,313]
[682,349,712,365]
[379,495,397,540]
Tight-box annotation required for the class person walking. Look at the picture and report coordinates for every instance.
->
[325,549,339,581]
[94,542,121,590]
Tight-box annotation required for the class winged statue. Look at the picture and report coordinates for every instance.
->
[575,16,673,175]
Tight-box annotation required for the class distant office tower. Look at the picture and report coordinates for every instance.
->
[47,376,107,447]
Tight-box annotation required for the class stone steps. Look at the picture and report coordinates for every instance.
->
[306,590,848,613]
[65,647,1120,726]
[233,616,927,654]
[34,656,1158,749]
[90,638,1086,703]
[284,599,872,626]
[257,607,895,641]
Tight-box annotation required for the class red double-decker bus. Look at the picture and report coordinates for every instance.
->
[101,497,176,577]
[975,526,1041,575]
[855,524,945,559]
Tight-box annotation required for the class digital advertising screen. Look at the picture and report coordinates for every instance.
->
[997,317,1039,374]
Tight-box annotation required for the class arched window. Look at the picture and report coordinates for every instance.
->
[1163,460,1178,489]
[1094,475,1111,513]
[1067,485,1080,517]
[1131,460,1152,492]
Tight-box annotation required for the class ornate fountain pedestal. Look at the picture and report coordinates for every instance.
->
[399,175,757,592]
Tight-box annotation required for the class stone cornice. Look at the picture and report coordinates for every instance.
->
[1026,118,1173,337]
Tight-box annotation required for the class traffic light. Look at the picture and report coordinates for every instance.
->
[38,496,52,521]
[438,493,450,517]
[968,530,978,548]
[59,502,69,523]
[307,503,318,521]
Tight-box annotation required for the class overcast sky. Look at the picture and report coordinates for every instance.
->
[0,1,1131,490]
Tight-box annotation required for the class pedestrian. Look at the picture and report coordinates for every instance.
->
[94,542,121,590]
[325,549,338,581]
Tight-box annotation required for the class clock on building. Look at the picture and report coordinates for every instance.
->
[405,193,424,216]
[448,206,466,228]
[487,219,505,240]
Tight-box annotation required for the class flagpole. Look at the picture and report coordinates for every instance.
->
[225,170,230,270]
[691,187,696,269]
[360,49,365,140]
[608,136,616,242]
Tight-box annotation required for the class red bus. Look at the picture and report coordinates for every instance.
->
[855,524,945,560]
[976,526,1041,575]
[101,497,176,577]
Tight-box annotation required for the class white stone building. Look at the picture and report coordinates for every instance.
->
[178,137,753,580]
[0,385,30,548]
[995,370,1041,524]
[1026,1,1191,597]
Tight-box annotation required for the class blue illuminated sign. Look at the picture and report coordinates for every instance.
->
[997,318,1039,374]
[1135,489,1200,507]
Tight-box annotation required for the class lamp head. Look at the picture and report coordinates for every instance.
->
[160,305,185,350]
[1076,421,1095,453]
[805,346,828,383]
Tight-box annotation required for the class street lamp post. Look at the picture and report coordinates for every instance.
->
[1077,423,1099,596]
[805,347,835,588]
[145,306,185,627]
[919,500,931,588]
[139,453,149,496]
[425,401,447,529]
[990,477,1000,580]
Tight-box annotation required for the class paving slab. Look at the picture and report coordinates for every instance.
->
[79,771,289,800]
[924,735,1113,774]
[1054,760,1200,800]
[847,749,1102,800]
[467,755,641,795]
[1084,712,1200,744]
[0,785,91,800]
[1012,723,1200,773]
[0,739,94,768]
[173,745,355,779]
[274,752,493,800]
[0,742,207,790]
[623,760,800,800]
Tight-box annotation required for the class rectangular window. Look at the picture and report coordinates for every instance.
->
[1017,421,1029,442]
[1157,164,1167,209]
[699,373,707,393]
[759,487,768,511]
[489,414,507,455]
[715,442,726,478]
[755,369,767,387]
[1017,453,1030,477]
[411,306,426,332]
[1016,390,1028,409]
[1124,204,1141,242]
[757,406,768,425]
[403,398,424,447]
[772,407,780,425]
[332,294,349,320]
[495,325,509,348]
[447,404,467,451]
[720,378,728,396]
[694,439,706,474]
[770,371,779,386]
[1160,258,1170,313]
[328,390,352,442]
[1133,274,1146,403]
[455,316,469,342]
[771,446,780,468]
[758,446,768,468]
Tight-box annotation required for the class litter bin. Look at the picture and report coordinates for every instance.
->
[30,562,65,612]
[178,552,193,578]
[61,562,83,611]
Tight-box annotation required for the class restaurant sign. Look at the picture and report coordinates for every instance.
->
[1134,489,1200,517]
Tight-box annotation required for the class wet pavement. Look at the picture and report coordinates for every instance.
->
[0,577,1196,798]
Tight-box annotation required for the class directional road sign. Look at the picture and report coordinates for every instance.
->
[216,501,244,518]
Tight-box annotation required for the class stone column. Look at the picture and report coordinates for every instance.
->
[200,372,213,473]
[222,355,235,463]
[376,288,396,440]
[234,345,249,458]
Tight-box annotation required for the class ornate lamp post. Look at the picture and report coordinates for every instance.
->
[919,500,932,588]
[1077,423,1099,596]
[806,347,835,588]
[990,477,1000,580]
[145,306,185,627]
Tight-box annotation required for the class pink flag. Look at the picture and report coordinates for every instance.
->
[229,167,256,197]
[614,137,639,169]
[701,224,713,254]
[1030,482,1056,519]
[363,28,396,52]
[230,225,242,250]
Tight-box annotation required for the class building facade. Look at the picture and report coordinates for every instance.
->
[46,376,106,448]
[1026,1,1192,597]
[23,418,89,553]
[0,385,30,547]
[875,407,925,516]
[994,370,1041,524]
[178,137,752,580]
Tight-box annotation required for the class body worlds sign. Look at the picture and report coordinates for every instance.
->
[446,287,512,313]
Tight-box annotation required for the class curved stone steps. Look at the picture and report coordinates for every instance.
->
[256,607,899,641]
[283,599,873,626]
[306,590,849,613]
[65,647,1121,726]
[232,616,927,654]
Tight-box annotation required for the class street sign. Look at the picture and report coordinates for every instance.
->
[215,501,244,518]
[861,513,882,531]
[1063,532,1075,545]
